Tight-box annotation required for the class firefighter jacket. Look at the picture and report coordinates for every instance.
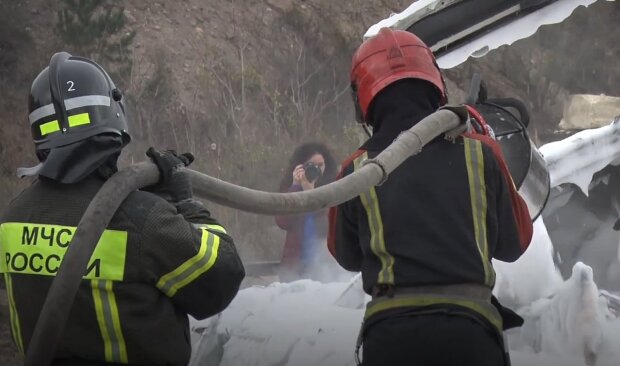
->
[327,90,533,331]
[0,175,245,365]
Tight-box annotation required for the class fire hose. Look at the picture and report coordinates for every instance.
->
[24,108,466,366]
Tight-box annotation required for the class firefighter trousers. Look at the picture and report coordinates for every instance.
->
[361,312,506,366]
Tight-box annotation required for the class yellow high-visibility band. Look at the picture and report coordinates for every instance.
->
[205,224,227,234]
[464,138,494,286]
[3,274,24,355]
[40,120,60,136]
[0,222,127,281]
[92,280,128,363]
[68,112,91,127]
[157,228,221,297]
[194,223,227,234]
[365,294,503,333]
[354,153,395,285]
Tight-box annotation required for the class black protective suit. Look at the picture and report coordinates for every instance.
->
[0,169,245,365]
[328,80,533,365]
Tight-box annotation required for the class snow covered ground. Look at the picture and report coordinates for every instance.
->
[187,263,619,366]
[187,254,620,366]
[188,120,620,366]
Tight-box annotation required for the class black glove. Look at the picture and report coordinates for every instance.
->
[613,218,620,231]
[491,295,524,330]
[145,147,195,202]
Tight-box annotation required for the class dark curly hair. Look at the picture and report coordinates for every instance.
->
[279,142,338,191]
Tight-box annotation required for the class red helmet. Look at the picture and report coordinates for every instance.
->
[350,28,447,123]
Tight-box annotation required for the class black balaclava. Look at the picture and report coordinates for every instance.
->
[18,134,124,184]
[362,78,442,151]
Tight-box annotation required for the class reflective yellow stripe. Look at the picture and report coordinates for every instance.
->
[353,153,395,285]
[3,274,24,354]
[0,223,127,281]
[68,112,91,127]
[464,139,494,286]
[196,224,227,234]
[92,280,128,363]
[40,120,60,135]
[365,295,502,332]
[157,228,220,297]
[205,224,227,234]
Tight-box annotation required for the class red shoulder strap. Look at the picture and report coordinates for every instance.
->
[327,149,366,256]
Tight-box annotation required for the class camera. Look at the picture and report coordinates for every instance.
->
[303,162,322,182]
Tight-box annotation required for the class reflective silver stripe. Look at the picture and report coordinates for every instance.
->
[64,95,110,110]
[464,138,494,286]
[28,104,56,124]
[28,95,110,124]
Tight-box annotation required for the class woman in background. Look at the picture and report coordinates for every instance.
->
[275,142,337,281]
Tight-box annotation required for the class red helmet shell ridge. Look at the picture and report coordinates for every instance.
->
[351,27,447,122]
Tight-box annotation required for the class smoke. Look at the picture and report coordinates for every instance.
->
[300,236,355,284]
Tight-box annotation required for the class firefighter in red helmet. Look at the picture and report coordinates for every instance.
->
[327,28,533,365]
